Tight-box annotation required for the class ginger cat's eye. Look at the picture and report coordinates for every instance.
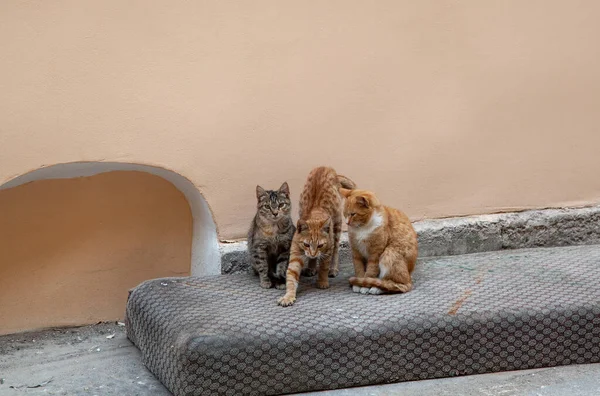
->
[303,242,310,247]
[317,243,324,248]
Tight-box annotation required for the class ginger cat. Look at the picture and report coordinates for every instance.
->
[339,188,418,294]
[277,166,355,307]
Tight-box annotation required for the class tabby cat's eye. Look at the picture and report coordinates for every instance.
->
[279,203,285,208]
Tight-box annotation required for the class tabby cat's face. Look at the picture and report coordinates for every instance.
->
[297,218,330,259]
[256,182,292,221]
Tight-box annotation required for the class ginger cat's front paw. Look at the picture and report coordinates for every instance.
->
[275,283,287,290]
[277,295,296,307]
[316,280,330,289]
[328,268,339,278]
[260,280,272,289]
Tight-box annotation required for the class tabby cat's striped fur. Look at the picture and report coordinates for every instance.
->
[248,182,295,289]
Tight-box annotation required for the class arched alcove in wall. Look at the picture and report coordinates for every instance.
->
[0,162,220,335]
[1,162,220,276]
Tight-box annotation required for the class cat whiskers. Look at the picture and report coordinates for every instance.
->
[317,251,331,260]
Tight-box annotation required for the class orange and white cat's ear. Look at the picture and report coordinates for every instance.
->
[357,193,380,208]
[256,185,266,200]
[321,217,331,232]
[368,193,381,207]
[339,188,352,198]
[356,195,370,208]
[296,219,307,233]
[279,182,290,196]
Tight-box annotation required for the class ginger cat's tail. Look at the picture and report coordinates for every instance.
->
[349,276,413,293]
[336,174,356,190]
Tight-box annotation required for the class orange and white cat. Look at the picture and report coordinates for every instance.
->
[339,188,418,294]
[277,166,355,307]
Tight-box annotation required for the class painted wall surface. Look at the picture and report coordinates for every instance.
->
[0,171,192,335]
[1,0,600,242]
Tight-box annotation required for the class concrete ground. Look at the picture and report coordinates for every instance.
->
[1,324,599,396]
[0,323,167,396]
[306,365,600,396]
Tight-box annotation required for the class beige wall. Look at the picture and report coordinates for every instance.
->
[0,171,192,335]
[2,0,600,243]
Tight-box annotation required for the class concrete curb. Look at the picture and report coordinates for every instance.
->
[220,205,600,274]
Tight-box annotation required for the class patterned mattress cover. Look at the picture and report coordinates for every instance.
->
[126,245,600,395]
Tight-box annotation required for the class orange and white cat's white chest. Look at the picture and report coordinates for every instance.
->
[350,212,383,258]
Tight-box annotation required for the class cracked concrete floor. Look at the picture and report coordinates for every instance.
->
[1,323,599,395]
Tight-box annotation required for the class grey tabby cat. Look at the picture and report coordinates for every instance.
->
[248,182,296,289]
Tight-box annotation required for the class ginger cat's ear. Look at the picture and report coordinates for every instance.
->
[279,182,290,196]
[321,217,331,232]
[339,188,352,198]
[256,185,266,200]
[297,219,307,233]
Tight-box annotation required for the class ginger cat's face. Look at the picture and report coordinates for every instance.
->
[340,188,379,228]
[296,217,331,259]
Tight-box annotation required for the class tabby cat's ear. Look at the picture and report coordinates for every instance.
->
[297,219,307,233]
[339,188,351,198]
[321,217,331,232]
[256,185,266,200]
[356,195,370,208]
[279,182,290,196]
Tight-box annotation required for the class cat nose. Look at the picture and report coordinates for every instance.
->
[272,211,279,217]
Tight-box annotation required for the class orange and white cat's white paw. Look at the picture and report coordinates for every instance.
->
[352,285,361,293]
[368,287,383,295]
[359,287,371,294]
[277,295,296,307]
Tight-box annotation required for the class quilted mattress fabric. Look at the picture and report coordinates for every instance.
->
[126,245,600,395]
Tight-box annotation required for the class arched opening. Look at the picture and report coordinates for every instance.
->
[0,162,220,335]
